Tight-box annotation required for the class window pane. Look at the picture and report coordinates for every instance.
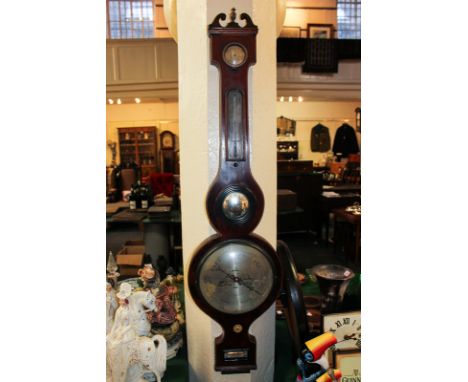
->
[107,0,155,39]
[337,0,361,39]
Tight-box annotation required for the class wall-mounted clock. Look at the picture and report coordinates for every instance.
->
[188,8,281,374]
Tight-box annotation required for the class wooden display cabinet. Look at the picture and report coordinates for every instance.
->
[118,127,158,177]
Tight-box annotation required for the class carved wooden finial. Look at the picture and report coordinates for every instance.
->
[229,8,237,23]
[208,8,257,30]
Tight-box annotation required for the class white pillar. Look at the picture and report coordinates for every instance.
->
[178,0,277,380]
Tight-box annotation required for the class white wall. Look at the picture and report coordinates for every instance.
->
[276,100,361,164]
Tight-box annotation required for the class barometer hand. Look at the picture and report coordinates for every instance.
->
[214,265,262,295]
[230,275,262,295]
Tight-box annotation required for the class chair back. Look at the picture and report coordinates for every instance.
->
[121,168,137,191]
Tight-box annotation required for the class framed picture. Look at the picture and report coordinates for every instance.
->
[334,350,361,380]
[279,26,301,38]
[307,23,334,39]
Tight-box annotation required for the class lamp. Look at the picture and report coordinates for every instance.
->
[355,107,361,132]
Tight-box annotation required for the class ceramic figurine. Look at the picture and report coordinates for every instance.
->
[137,264,160,291]
[148,286,177,326]
[149,274,185,359]
[160,274,185,325]
[107,283,168,382]
[106,281,118,334]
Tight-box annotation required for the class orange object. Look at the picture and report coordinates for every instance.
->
[329,162,346,175]
[316,369,342,382]
[304,332,337,361]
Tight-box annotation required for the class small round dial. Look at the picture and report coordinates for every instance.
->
[223,44,247,68]
[197,240,274,314]
[222,192,249,220]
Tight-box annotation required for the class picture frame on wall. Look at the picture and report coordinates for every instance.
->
[334,350,361,380]
[307,23,334,39]
[279,26,301,38]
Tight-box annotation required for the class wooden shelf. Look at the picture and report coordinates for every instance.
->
[118,127,158,176]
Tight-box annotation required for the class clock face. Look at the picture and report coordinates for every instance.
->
[197,240,274,314]
[323,311,361,351]
[223,44,247,68]
[161,132,174,148]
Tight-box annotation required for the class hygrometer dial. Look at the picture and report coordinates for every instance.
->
[223,43,247,68]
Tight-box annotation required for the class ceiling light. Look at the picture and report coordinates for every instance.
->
[288,96,293,102]
[298,96,303,102]
[279,96,284,102]
[135,98,141,104]
[108,99,114,105]
[116,98,122,105]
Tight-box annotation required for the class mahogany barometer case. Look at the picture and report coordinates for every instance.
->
[188,9,282,374]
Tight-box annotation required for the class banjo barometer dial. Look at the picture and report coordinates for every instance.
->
[197,240,274,314]
[188,8,282,374]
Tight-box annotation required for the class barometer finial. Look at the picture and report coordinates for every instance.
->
[229,8,237,23]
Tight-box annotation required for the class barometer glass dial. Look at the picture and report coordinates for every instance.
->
[197,241,274,314]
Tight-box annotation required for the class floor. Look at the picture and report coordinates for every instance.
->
[278,230,359,274]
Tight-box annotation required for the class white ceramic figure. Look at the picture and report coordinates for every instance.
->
[128,290,157,336]
[107,282,118,334]
[107,284,167,382]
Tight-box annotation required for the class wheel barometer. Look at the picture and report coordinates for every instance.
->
[188,8,281,374]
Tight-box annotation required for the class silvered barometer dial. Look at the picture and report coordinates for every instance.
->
[197,240,274,314]
[223,43,247,67]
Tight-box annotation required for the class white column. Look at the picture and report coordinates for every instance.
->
[178,0,277,380]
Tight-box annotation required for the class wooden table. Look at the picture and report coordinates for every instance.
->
[333,207,361,266]
[319,192,360,243]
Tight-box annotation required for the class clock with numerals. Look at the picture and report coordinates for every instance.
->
[322,311,361,351]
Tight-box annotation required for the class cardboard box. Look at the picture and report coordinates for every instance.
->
[116,241,146,277]
[123,240,145,249]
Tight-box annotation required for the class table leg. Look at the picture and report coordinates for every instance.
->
[355,223,361,267]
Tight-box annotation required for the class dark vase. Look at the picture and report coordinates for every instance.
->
[312,264,355,314]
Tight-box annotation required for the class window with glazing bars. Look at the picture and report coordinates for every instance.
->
[337,0,361,39]
[107,0,155,39]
